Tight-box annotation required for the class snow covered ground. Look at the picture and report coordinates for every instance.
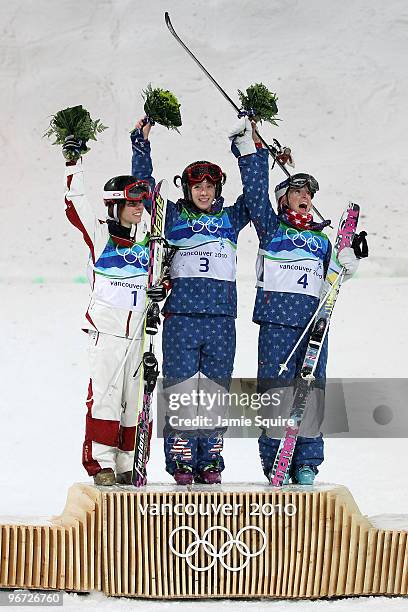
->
[1,0,408,608]
[59,592,408,611]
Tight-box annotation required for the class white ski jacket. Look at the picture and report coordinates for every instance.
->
[65,160,150,338]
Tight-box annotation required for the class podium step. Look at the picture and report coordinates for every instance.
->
[0,483,407,599]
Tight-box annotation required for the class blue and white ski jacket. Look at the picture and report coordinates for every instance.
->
[64,160,150,338]
[238,148,332,328]
[131,130,259,318]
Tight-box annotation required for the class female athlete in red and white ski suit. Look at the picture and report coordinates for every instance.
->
[64,159,151,480]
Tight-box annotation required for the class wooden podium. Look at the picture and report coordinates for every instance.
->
[0,483,407,599]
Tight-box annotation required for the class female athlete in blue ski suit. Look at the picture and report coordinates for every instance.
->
[230,118,333,484]
[131,121,262,483]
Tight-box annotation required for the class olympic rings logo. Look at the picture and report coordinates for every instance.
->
[115,244,149,266]
[285,228,322,253]
[188,215,223,234]
[169,525,266,572]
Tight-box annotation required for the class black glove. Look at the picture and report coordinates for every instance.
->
[62,135,87,162]
[352,231,369,259]
[146,284,167,302]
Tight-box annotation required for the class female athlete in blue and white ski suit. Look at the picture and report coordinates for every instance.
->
[131,125,261,479]
[230,120,332,481]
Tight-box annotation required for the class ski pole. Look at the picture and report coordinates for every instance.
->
[164,12,328,226]
[164,13,287,174]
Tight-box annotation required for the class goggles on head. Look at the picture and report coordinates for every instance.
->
[185,162,223,185]
[288,173,319,196]
[275,173,319,207]
[104,180,151,204]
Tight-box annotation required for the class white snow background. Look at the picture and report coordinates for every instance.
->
[1,0,408,609]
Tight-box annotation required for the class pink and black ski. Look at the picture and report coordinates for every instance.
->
[131,180,168,487]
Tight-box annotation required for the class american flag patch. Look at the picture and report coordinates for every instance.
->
[209,435,223,454]
[170,437,192,460]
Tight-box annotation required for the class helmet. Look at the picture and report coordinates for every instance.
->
[174,161,226,201]
[275,173,319,208]
[103,176,151,221]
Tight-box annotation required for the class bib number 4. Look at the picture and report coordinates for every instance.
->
[297,273,309,289]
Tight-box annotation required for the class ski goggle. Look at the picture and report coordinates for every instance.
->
[185,162,223,184]
[288,174,319,196]
[104,180,151,203]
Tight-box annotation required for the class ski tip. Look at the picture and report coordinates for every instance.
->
[164,11,170,24]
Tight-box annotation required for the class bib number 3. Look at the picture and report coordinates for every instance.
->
[199,257,209,273]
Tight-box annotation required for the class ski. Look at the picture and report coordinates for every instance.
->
[131,179,168,487]
[278,273,341,376]
[269,203,360,487]
[278,204,360,375]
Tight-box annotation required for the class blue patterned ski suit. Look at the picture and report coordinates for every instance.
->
[131,130,259,476]
[237,147,332,478]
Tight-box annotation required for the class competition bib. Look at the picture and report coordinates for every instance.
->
[91,238,149,311]
[258,223,329,297]
[171,240,236,281]
[93,274,147,311]
[262,254,324,297]
[168,211,237,281]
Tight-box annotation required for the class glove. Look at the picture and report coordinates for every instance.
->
[352,231,369,259]
[62,135,88,162]
[146,283,168,302]
[338,247,359,279]
[229,117,256,158]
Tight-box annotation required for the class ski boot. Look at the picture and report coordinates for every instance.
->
[195,463,222,485]
[174,464,193,486]
[292,465,316,485]
[116,471,132,485]
[94,468,115,486]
